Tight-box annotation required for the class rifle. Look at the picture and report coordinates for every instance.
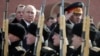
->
[81,0,90,56]
[33,0,46,56]
[59,0,68,56]
[2,0,9,56]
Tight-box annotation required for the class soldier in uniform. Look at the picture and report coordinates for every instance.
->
[43,2,85,56]
[94,22,100,55]
[50,24,76,56]
[49,19,98,56]
[64,2,84,45]
[49,2,84,46]
[8,23,26,56]
[45,16,56,30]
[71,22,100,56]
[64,2,84,25]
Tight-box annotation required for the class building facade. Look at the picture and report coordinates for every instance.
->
[0,0,100,27]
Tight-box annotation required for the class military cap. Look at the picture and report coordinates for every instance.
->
[64,2,84,14]
[72,23,97,41]
[9,23,26,40]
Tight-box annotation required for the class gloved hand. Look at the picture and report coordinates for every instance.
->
[41,46,58,56]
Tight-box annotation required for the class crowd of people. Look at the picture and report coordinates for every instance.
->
[0,1,100,56]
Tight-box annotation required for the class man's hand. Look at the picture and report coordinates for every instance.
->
[65,11,73,20]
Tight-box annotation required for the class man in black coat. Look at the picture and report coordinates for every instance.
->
[71,22,100,56]
[64,2,84,25]
[19,5,37,50]
[64,2,85,45]
[25,22,52,56]
[49,24,75,56]
[8,23,26,56]
[19,5,37,31]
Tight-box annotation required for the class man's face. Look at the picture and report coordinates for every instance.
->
[46,19,55,27]
[8,33,20,43]
[23,6,36,23]
[70,13,82,24]
[16,7,25,21]
[52,33,60,46]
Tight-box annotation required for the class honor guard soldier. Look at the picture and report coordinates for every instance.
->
[64,2,84,45]
[71,22,100,56]
[64,2,84,24]
[50,24,75,56]
[50,2,84,46]
[94,22,100,56]
[8,23,26,56]
[46,2,85,56]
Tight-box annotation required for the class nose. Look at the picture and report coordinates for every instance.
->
[20,12,23,15]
